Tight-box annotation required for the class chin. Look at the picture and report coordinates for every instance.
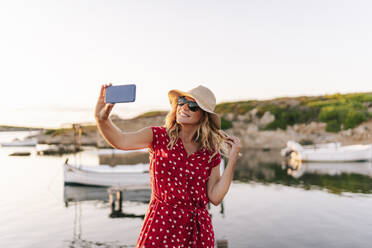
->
[176,118,192,125]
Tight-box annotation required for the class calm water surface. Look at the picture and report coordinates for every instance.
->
[1,131,372,248]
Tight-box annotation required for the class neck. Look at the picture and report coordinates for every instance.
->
[179,124,199,143]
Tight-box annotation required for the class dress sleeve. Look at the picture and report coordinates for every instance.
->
[150,126,165,150]
[211,152,222,168]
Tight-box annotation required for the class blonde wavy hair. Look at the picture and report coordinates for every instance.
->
[164,101,230,162]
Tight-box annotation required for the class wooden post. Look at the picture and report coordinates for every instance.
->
[72,124,77,153]
[109,192,115,213]
[118,190,123,212]
[78,125,82,151]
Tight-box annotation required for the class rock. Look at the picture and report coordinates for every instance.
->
[340,129,352,137]
[249,108,258,117]
[237,115,247,122]
[232,121,246,130]
[285,125,297,136]
[290,122,326,134]
[259,111,275,127]
[224,113,235,121]
[246,124,258,133]
[354,125,367,135]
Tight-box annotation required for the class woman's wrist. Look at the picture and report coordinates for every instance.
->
[95,116,109,123]
[229,149,240,160]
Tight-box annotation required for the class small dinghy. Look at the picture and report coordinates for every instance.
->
[63,159,150,187]
[1,138,38,147]
[281,140,372,162]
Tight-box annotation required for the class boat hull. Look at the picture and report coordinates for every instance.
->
[300,145,372,162]
[1,138,37,147]
[64,163,150,187]
[282,141,372,162]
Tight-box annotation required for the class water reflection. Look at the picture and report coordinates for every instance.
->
[107,187,150,219]
[63,184,228,247]
[64,185,151,215]
[283,161,372,179]
[64,186,151,248]
[234,148,372,195]
[64,186,109,205]
[66,201,136,248]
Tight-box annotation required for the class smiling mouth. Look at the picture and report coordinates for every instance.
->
[179,112,190,117]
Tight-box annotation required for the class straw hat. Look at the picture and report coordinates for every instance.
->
[168,85,221,129]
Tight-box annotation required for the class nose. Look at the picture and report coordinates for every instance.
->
[178,104,191,115]
[180,103,191,112]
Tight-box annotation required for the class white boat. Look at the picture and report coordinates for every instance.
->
[281,140,372,162]
[64,160,150,187]
[98,148,148,155]
[64,157,225,187]
[286,161,372,179]
[1,138,38,147]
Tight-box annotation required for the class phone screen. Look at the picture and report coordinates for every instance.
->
[105,84,136,104]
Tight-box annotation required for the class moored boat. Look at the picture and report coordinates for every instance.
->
[63,159,150,187]
[281,140,372,162]
[1,138,38,147]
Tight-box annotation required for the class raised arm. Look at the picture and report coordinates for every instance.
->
[207,135,241,205]
[94,84,153,150]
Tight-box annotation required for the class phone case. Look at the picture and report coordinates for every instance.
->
[105,84,136,103]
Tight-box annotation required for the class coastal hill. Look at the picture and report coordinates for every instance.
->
[23,92,372,149]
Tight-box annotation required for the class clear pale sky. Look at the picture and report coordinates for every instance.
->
[1,0,371,128]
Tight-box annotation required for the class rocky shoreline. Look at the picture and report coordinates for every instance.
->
[0,126,41,132]
[19,109,372,151]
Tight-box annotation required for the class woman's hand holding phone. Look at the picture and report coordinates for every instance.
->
[95,83,115,122]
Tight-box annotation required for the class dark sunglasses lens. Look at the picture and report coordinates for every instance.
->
[177,96,186,105]
[188,102,199,112]
[177,96,199,112]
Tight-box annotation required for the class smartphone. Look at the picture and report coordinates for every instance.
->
[105,84,136,104]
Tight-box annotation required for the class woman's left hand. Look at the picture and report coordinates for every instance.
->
[225,135,242,159]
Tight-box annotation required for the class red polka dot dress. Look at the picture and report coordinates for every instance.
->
[135,126,222,248]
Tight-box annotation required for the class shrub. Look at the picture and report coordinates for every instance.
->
[221,117,233,130]
[319,103,368,131]
[45,129,55,135]
[215,101,256,115]
[262,106,318,130]
[344,110,367,129]
[326,120,341,132]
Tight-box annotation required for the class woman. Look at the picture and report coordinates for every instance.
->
[95,83,241,248]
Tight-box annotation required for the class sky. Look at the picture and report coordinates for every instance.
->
[0,0,371,128]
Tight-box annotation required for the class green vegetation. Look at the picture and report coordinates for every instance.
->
[215,92,372,132]
[93,92,371,132]
[318,102,369,132]
[134,111,168,119]
[215,101,257,115]
[221,117,233,130]
[45,128,70,136]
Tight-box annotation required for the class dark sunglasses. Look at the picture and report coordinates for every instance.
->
[177,96,200,112]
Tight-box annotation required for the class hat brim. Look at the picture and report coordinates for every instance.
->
[168,89,221,129]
